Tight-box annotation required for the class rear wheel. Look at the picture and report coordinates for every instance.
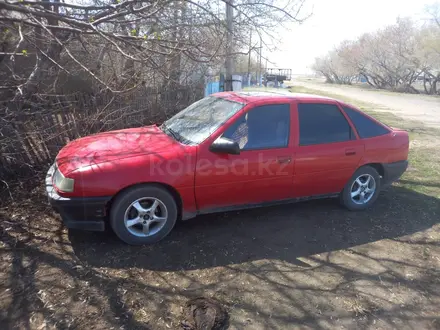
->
[110,185,178,245]
[340,166,381,211]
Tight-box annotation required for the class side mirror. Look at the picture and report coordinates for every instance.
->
[209,137,240,155]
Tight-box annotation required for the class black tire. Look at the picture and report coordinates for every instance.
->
[340,165,381,211]
[110,185,178,245]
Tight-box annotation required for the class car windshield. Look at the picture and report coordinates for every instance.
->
[161,96,245,145]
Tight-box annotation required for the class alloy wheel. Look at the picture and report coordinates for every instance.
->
[123,197,168,237]
[350,174,376,205]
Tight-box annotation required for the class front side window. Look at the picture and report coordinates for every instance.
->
[222,104,290,150]
[162,96,244,145]
[343,107,390,139]
[298,103,353,146]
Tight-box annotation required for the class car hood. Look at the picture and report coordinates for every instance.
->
[56,125,179,174]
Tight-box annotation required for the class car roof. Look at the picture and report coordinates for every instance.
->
[212,91,337,104]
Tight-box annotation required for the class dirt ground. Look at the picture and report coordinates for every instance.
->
[293,79,440,129]
[1,86,440,329]
[0,182,439,330]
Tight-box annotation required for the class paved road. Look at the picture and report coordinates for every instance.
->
[294,80,440,128]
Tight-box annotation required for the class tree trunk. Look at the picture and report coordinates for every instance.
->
[15,36,66,99]
[423,75,430,94]
[169,1,183,86]
[14,0,65,100]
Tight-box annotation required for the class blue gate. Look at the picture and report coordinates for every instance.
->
[204,81,220,96]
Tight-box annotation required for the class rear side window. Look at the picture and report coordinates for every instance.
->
[298,103,353,146]
[343,107,390,139]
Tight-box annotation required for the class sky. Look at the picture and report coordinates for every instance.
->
[265,0,434,73]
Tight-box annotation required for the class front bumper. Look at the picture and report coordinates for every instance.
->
[382,160,408,186]
[46,164,111,231]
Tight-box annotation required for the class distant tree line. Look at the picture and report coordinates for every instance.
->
[312,3,440,94]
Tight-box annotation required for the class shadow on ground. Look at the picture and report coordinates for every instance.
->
[70,186,440,271]
[2,184,440,329]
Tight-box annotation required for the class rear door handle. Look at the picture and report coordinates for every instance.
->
[345,149,356,156]
[277,157,292,164]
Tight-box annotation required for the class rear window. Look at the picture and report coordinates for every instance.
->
[343,107,390,139]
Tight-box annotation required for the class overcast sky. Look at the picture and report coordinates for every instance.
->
[264,0,433,73]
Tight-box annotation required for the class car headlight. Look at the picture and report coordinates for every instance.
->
[53,165,75,192]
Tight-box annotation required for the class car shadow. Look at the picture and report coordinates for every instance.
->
[70,186,440,271]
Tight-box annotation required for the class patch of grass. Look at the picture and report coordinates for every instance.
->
[343,295,371,316]
[290,85,440,198]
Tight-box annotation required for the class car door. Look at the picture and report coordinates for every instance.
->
[195,101,295,211]
[293,100,364,198]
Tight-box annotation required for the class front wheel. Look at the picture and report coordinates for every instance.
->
[110,185,178,245]
[340,166,381,211]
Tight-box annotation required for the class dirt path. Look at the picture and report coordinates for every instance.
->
[294,80,440,128]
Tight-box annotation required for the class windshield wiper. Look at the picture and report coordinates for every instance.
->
[161,123,180,141]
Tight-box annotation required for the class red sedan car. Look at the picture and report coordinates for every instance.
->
[46,92,409,245]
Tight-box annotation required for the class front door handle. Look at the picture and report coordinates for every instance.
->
[345,149,356,156]
[277,157,292,164]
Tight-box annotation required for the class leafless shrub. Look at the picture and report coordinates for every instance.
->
[0,0,308,181]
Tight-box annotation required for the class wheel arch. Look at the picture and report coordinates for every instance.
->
[107,182,183,220]
[361,163,385,178]
[344,163,385,191]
